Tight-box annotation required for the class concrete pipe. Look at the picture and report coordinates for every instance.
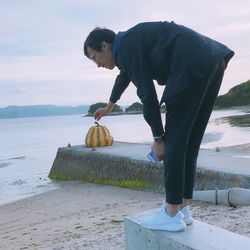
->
[193,188,250,207]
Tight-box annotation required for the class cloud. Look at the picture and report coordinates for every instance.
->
[214,1,250,18]
[208,21,250,37]
[0,0,249,107]
[0,51,117,82]
[15,87,29,94]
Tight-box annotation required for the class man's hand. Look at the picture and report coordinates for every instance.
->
[151,141,165,161]
[94,101,115,121]
[94,107,109,121]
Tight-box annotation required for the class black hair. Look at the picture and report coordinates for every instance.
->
[84,28,116,58]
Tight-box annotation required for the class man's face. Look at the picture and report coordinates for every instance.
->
[87,42,116,70]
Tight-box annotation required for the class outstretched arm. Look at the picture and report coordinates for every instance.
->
[94,70,130,121]
[121,37,164,139]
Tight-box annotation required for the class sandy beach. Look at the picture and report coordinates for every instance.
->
[0,181,250,250]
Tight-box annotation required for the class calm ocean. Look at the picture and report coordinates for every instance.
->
[0,109,249,205]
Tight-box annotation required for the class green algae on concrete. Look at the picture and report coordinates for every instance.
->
[82,174,157,190]
[49,170,158,190]
[48,172,73,181]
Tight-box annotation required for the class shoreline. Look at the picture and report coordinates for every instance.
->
[84,111,144,117]
[0,182,250,249]
[1,105,249,120]
[1,142,250,207]
[85,108,250,127]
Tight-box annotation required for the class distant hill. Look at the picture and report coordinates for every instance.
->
[125,102,143,112]
[0,105,89,119]
[3,79,249,119]
[215,80,250,108]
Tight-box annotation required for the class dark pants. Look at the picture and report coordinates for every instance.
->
[163,60,226,204]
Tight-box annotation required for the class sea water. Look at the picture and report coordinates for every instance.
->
[0,109,249,205]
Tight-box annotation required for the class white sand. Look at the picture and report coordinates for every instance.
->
[0,181,250,250]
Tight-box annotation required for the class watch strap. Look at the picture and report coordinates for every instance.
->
[153,134,164,143]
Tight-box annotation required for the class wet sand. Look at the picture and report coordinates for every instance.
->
[221,143,250,153]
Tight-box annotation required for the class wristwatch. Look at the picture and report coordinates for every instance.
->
[153,134,164,143]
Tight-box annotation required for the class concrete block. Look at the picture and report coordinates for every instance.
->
[125,210,250,250]
[49,142,250,191]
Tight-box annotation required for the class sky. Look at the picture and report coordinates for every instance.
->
[0,0,250,107]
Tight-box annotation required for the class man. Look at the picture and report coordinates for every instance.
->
[83,21,234,232]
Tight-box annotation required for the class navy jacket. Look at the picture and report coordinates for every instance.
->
[110,21,234,137]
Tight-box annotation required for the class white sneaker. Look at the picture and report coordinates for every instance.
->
[181,206,194,225]
[139,205,186,232]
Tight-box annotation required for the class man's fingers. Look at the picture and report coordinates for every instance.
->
[94,111,100,119]
[159,155,165,161]
[95,113,102,121]
[156,153,163,160]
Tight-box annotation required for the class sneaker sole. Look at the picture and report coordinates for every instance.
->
[143,223,186,232]
[184,218,194,226]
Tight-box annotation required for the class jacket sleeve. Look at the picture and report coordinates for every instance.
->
[109,70,130,103]
[121,36,164,138]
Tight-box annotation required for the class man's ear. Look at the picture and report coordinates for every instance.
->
[101,41,111,52]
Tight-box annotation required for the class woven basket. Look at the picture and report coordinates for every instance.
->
[85,122,114,147]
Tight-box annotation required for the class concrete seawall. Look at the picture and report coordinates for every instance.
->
[49,142,250,191]
[125,216,250,250]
